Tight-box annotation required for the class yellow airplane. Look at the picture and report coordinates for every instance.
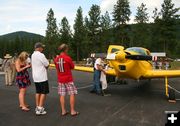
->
[50,45,180,101]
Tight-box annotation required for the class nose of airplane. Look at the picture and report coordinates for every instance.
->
[115,51,126,61]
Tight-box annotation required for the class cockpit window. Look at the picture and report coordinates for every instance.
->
[111,48,120,53]
[126,47,150,56]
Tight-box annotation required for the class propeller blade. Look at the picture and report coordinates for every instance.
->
[125,55,152,61]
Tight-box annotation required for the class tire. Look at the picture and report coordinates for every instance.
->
[168,88,175,100]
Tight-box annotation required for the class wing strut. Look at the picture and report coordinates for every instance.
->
[165,76,168,97]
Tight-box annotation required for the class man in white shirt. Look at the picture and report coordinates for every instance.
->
[90,57,106,95]
[31,42,49,115]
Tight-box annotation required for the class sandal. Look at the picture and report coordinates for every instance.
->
[21,107,30,112]
[20,105,30,108]
[62,111,69,116]
[71,112,80,116]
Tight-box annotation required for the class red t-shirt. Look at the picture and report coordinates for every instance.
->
[54,53,74,83]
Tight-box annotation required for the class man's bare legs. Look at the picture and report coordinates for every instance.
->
[35,94,40,107]
[60,96,66,115]
[59,94,78,115]
[70,94,76,115]
[39,94,46,107]
[36,94,46,107]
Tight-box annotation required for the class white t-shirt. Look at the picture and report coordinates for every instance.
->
[26,57,31,64]
[94,58,102,70]
[31,51,49,82]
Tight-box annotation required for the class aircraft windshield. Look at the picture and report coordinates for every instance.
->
[126,47,150,56]
[111,48,120,53]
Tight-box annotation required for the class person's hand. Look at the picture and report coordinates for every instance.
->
[25,64,31,69]
[102,70,106,75]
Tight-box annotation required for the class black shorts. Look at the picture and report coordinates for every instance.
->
[35,81,49,94]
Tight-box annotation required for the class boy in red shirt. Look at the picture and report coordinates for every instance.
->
[54,44,79,116]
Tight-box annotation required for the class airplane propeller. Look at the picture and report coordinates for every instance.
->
[107,51,152,61]
[125,55,152,61]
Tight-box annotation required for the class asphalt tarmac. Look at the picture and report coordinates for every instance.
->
[0,69,180,126]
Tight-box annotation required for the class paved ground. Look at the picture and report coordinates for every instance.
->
[0,69,180,126]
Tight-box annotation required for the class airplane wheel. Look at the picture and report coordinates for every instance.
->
[118,80,127,85]
[168,89,176,102]
[123,80,128,85]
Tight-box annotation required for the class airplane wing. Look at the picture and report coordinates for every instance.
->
[74,66,94,72]
[49,64,116,76]
[74,66,117,76]
[143,70,180,78]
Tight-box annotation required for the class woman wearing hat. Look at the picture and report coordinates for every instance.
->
[2,54,13,86]
[15,52,31,111]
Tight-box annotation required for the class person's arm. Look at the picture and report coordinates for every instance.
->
[54,57,57,65]
[69,57,74,69]
[96,64,106,74]
[15,60,31,72]
[40,54,49,68]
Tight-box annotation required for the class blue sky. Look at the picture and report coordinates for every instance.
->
[0,0,179,36]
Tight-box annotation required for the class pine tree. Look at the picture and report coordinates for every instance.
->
[45,8,59,58]
[101,11,111,30]
[100,11,112,51]
[161,0,179,21]
[112,0,131,46]
[133,3,150,47]
[150,8,162,51]
[150,0,179,54]
[88,4,101,52]
[112,0,131,26]
[73,6,85,62]
[59,17,72,43]
[83,16,91,57]
[152,8,161,21]
[134,3,149,24]
[159,0,179,52]
[59,17,74,58]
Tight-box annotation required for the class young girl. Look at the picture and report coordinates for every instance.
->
[15,52,31,111]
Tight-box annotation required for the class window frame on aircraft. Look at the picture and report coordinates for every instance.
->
[126,47,151,56]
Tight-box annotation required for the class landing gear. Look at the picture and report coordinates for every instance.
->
[168,89,176,103]
[165,77,176,103]
[117,79,128,85]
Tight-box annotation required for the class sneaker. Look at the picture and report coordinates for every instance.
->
[36,107,47,115]
[96,92,103,96]
[35,107,39,112]
[90,90,96,93]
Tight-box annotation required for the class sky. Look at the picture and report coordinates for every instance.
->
[0,0,179,36]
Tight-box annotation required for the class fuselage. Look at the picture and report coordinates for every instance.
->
[107,45,153,80]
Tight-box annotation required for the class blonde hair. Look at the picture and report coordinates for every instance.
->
[58,43,68,52]
[18,51,29,63]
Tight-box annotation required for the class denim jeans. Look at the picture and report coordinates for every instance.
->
[92,70,101,94]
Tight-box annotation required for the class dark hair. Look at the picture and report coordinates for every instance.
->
[58,44,68,52]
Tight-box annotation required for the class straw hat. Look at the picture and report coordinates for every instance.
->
[4,54,12,59]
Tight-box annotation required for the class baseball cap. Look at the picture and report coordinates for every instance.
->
[34,42,45,49]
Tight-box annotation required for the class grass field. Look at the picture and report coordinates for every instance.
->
[170,61,180,69]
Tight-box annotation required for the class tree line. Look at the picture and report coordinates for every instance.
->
[0,33,43,58]
[45,0,179,61]
[0,0,179,61]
